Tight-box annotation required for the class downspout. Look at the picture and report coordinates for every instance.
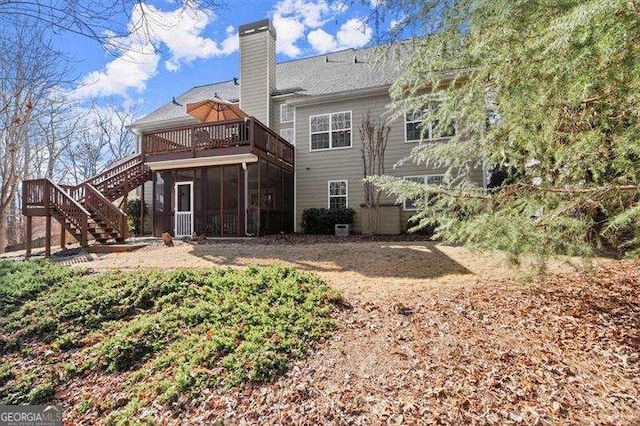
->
[242,162,254,236]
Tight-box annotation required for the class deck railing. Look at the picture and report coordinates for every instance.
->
[143,117,294,166]
[22,178,89,246]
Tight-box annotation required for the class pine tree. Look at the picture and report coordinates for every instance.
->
[374,0,640,266]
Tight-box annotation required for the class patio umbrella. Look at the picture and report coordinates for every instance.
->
[186,99,248,123]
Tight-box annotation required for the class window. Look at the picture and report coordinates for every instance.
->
[405,101,455,143]
[310,111,352,150]
[403,174,444,211]
[280,128,295,145]
[280,104,294,123]
[328,180,348,209]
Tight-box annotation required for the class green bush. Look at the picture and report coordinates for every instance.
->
[301,208,355,234]
[0,261,343,419]
[124,198,148,236]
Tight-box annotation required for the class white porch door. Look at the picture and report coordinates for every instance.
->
[175,181,193,237]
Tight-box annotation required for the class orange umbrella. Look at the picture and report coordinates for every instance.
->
[186,99,248,123]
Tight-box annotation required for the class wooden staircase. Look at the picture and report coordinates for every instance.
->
[22,153,152,250]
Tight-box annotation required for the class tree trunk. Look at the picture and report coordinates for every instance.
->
[0,211,7,254]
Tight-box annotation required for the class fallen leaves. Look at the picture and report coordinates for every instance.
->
[14,259,640,424]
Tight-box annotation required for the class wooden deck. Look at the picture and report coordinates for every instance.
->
[142,117,294,170]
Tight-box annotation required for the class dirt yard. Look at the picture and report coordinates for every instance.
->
[36,237,640,424]
[71,237,585,303]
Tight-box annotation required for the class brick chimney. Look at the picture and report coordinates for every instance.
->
[239,19,276,127]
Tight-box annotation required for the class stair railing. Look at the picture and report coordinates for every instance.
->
[87,153,144,187]
[22,178,90,247]
[84,183,129,239]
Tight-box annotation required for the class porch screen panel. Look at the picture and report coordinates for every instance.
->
[222,166,239,237]
[259,159,268,235]
[283,170,294,233]
[154,171,172,236]
[267,163,282,234]
[204,167,222,237]
[247,163,259,236]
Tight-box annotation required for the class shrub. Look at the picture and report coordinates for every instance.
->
[301,208,355,234]
[124,198,148,236]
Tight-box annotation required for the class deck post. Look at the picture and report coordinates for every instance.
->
[60,222,66,249]
[25,216,32,257]
[45,214,52,257]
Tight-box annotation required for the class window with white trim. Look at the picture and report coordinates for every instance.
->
[403,174,444,211]
[280,128,295,145]
[328,180,348,209]
[310,111,351,150]
[281,104,294,123]
[405,101,455,143]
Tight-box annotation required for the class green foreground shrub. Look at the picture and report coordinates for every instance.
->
[0,261,343,421]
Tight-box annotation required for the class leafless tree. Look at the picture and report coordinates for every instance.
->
[96,105,137,161]
[360,111,390,234]
[30,95,84,181]
[0,23,69,251]
[61,125,108,185]
[0,0,222,52]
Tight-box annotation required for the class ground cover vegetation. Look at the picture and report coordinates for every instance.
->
[374,0,640,266]
[0,260,343,423]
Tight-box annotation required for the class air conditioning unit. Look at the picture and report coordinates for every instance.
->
[335,224,350,237]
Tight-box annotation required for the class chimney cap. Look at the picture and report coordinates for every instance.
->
[239,19,276,38]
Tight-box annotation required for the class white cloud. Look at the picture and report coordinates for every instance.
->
[72,2,238,99]
[73,45,160,99]
[336,18,372,47]
[271,0,372,57]
[307,18,372,54]
[273,14,306,57]
[307,28,336,54]
[273,0,332,27]
[271,0,345,57]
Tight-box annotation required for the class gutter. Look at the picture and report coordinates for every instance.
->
[127,116,199,133]
[286,85,391,107]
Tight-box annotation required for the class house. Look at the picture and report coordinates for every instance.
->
[21,19,485,253]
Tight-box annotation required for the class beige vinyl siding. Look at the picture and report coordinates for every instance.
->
[294,93,484,233]
[272,99,295,146]
[239,31,273,127]
[143,180,153,234]
[134,180,154,235]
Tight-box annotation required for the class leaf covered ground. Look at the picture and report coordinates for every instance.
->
[0,252,638,424]
[207,261,638,425]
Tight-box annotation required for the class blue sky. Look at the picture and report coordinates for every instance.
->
[59,0,401,117]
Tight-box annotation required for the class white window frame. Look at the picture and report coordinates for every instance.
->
[327,180,348,209]
[403,174,444,211]
[280,104,294,123]
[280,127,295,145]
[309,110,352,151]
[404,101,456,143]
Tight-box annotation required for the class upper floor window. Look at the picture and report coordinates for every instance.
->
[403,174,444,211]
[281,104,295,123]
[405,101,455,143]
[328,180,348,209]
[280,128,295,145]
[310,111,352,150]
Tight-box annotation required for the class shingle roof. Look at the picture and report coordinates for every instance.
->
[132,43,408,128]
